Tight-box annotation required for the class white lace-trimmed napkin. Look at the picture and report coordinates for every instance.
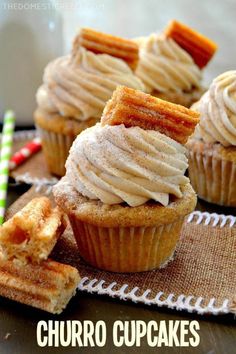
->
[4,130,58,186]
[6,186,236,316]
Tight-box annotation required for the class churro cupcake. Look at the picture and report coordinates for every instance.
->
[187,71,236,206]
[35,28,145,176]
[135,20,217,107]
[53,86,199,272]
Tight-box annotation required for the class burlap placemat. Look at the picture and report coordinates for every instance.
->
[5,186,236,316]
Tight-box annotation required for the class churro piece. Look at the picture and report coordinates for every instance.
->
[164,20,217,68]
[73,27,139,70]
[0,197,66,264]
[101,86,200,144]
[0,255,80,314]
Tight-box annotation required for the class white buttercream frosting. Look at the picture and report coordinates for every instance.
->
[135,34,202,94]
[194,71,236,146]
[65,123,189,207]
[36,47,145,121]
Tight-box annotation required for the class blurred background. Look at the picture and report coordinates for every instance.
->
[0,0,235,125]
[60,0,235,79]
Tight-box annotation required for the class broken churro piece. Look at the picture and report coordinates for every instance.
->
[101,86,200,144]
[0,197,66,264]
[0,255,80,314]
[73,27,139,70]
[164,20,217,68]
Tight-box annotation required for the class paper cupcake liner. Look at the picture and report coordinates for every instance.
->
[67,215,185,272]
[36,127,75,177]
[188,147,236,206]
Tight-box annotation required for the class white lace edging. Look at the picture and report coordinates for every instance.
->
[13,129,37,142]
[187,211,236,228]
[77,277,230,315]
[14,173,57,195]
[0,129,37,142]
[7,130,59,189]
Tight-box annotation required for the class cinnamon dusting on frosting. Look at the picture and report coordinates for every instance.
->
[193,71,236,147]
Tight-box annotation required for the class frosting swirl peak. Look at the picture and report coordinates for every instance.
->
[36,47,145,121]
[194,71,236,146]
[65,123,189,207]
[135,34,202,93]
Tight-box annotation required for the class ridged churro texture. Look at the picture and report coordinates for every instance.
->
[0,197,66,264]
[164,20,217,68]
[101,86,200,144]
[0,256,80,314]
[73,27,139,70]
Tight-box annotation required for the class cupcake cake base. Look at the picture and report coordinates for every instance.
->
[54,179,197,272]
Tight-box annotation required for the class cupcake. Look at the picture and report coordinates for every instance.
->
[35,28,145,176]
[53,86,199,272]
[187,71,236,206]
[135,20,217,107]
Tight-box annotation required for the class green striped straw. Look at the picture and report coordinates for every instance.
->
[0,110,15,224]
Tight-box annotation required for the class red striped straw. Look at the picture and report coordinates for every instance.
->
[9,137,41,171]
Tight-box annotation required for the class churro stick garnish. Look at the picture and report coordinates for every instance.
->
[164,20,217,69]
[101,86,200,144]
[0,256,80,314]
[0,197,66,264]
[73,27,139,70]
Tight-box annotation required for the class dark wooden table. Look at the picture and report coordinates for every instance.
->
[0,184,235,354]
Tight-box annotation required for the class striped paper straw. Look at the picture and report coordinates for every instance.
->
[0,110,15,224]
[9,137,41,170]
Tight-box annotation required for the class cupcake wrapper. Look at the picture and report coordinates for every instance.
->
[68,215,184,272]
[189,148,236,206]
[37,127,75,176]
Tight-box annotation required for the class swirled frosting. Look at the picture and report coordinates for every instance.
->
[65,123,189,207]
[36,47,145,121]
[194,71,236,147]
[135,34,202,94]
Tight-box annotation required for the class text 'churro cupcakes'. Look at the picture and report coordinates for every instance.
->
[187,71,236,206]
[35,28,145,176]
[53,86,199,273]
[135,20,217,107]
